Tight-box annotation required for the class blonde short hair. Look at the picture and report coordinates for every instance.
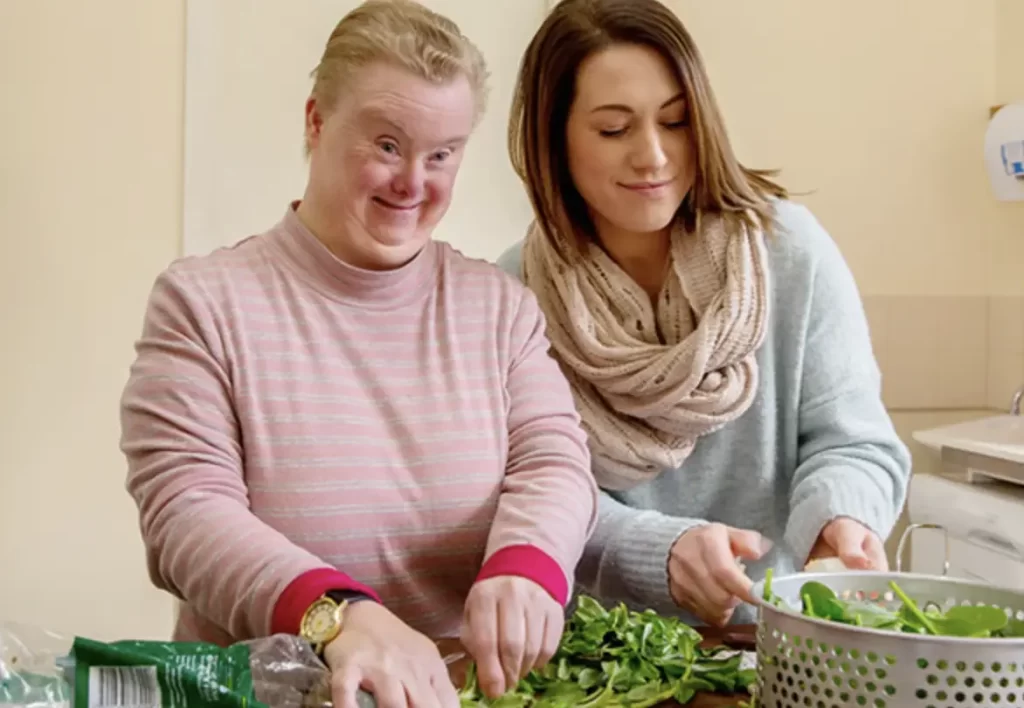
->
[306,0,489,152]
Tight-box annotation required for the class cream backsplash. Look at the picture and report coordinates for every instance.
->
[864,296,1024,413]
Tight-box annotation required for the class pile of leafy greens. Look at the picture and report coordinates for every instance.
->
[457,596,755,707]
[761,568,1024,638]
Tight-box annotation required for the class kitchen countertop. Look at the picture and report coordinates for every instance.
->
[913,414,1024,465]
[440,624,757,707]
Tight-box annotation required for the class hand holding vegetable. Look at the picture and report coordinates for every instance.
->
[668,522,771,627]
[460,575,563,699]
[323,601,459,708]
[807,517,887,571]
[458,594,758,706]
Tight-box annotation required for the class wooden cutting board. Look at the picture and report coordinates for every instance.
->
[441,624,757,707]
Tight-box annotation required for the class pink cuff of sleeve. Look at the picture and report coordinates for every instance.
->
[271,568,382,636]
[475,544,569,606]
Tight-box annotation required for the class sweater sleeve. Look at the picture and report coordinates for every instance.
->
[783,213,912,565]
[120,267,379,641]
[575,492,705,614]
[474,289,599,605]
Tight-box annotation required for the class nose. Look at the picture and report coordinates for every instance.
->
[631,127,669,173]
[390,159,426,202]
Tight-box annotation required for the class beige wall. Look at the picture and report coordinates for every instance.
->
[866,296,1024,413]
[0,1,185,639]
[996,0,1024,105]
[1,0,1022,640]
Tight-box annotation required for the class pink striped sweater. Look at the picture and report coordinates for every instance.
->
[120,204,599,646]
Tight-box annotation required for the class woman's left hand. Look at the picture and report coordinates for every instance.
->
[808,517,888,570]
[460,576,563,699]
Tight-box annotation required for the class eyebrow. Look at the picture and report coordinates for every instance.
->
[590,93,686,115]
[362,109,469,147]
[362,110,410,137]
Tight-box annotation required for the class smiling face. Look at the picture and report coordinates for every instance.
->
[302,62,475,270]
[566,43,696,244]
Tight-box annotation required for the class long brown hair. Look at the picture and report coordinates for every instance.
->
[508,0,787,254]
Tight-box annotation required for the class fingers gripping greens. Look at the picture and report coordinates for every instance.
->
[457,596,756,707]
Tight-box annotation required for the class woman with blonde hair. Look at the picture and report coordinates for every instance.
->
[499,0,911,632]
[121,1,597,706]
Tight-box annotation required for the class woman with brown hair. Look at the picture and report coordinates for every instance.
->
[498,0,911,638]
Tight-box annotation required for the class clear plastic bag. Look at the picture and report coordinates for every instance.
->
[0,621,381,707]
[243,633,338,708]
[0,622,72,707]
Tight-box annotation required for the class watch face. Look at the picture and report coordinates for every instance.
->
[302,598,342,642]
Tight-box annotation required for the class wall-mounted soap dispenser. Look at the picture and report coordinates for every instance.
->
[985,101,1024,202]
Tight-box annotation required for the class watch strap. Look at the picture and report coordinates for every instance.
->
[325,588,376,606]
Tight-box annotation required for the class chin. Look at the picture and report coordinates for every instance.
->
[369,226,430,252]
[599,198,679,234]
[609,213,677,235]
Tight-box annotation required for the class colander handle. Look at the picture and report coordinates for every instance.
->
[895,522,950,575]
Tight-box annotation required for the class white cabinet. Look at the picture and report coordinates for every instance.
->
[906,473,1024,588]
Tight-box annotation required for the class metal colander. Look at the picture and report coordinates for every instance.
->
[748,524,1024,708]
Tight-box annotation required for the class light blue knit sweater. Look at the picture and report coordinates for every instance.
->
[496,200,911,626]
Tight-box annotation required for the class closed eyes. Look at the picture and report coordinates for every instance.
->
[598,119,689,138]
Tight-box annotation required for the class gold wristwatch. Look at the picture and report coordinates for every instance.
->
[299,590,373,658]
[300,595,348,657]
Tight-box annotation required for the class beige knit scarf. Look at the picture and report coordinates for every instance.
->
[522,213,770,491]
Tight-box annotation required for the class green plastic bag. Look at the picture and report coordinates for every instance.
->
[69,637,267,708]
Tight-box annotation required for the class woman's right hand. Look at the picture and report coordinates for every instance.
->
[668,523,770,627]
[323,601,459,708]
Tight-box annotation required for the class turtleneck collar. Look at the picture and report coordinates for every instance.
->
[267,201,439,308]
